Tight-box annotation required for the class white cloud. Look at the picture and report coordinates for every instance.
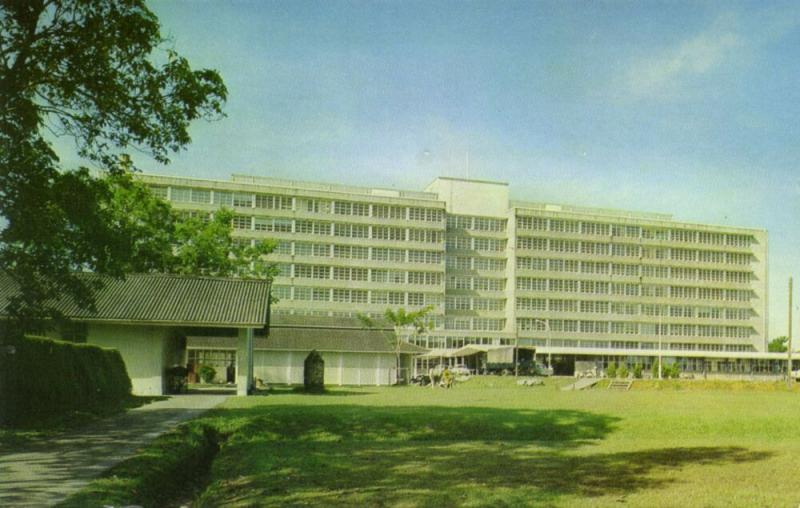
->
[626,15,741,98]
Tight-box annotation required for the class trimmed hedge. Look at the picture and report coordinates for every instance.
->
[59,423,221,508]
[2,335,132,425]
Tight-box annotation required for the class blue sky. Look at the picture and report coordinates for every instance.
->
[69,1,800,339]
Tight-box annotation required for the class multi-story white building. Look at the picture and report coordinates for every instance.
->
[140,173,775,377]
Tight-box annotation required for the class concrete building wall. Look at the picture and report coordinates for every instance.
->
[253,350,396,386]
[87,323,172,396]
[139,172,769,360]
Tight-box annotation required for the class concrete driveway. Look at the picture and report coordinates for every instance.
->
[0,394,230,507]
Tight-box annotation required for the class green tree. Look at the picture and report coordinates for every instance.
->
[172,209,276,279]
[0,0,227,333]
[768,336,789,353]
[606,362,617,378]
[618,364,629,379]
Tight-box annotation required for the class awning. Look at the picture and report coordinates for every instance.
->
[450,344,513,357]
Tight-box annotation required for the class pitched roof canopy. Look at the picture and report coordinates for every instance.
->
[186,314,427,354]
[0,272,271,328]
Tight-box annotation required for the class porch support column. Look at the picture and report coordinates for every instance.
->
[237,327,254,396]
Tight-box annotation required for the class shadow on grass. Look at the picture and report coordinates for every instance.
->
[198,405,773,506]
[228,405,616,446]
[253,386,371,397]
[0,394,168,446]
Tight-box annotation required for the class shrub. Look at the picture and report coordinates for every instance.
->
[2,335,131,426]
[633,364,643,379]
[667,363,681,379]
[651,362,660,379]
[606,362,617,378]
[198,364,216,384]
[618,364,629,379]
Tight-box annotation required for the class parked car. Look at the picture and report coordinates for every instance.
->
[451,364,471,376]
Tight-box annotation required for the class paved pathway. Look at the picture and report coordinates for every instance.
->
[0,394,230,507]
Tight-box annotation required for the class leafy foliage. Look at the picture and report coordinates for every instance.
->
[0,1,228,332]
[606,362,617,378]
[768,336,789,353]
[618,364,629,379]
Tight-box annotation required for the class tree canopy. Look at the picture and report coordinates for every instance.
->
[1,0,230,332]
[768,336,789,353]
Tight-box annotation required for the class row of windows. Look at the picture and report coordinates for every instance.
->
[287,264,443,285]
[518,318,754,338]
[446,256,507,271]
[238,218,444,244]
[447,215,507,232]
[162,186,446,222]
[411,336,513,350]
[516,237,753,265]
[515,278,754,301]
[515,257,753,283]
[273,285,442,306]
[444,317,506,331]
[445,296,506,311]
[515,298,753,320]
[274,241,441,264]
[446,236,506,252]
[515,215,754,247]
[446,276,506,291]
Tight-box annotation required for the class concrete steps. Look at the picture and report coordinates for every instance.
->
[607,380,633,391]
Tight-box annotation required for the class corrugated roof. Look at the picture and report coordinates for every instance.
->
[187,326,427,355]
[0,272,271,328]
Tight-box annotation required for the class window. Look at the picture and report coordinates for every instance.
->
[517,237,547,250]
[517,216,548,231]
[254,217,292,232]
[517,257,546,270]
[255,194,292,210]
[407,292,425,306]
[170,187,192,202]
[232,215,251,230]
[148,186,168,199]
[233,193,252,207]
[408,271,442,285]
[549,299,578,312]
[475,258,505,271]
[373,205,405,219]
[517,278,547,291]
[371,291,388,304]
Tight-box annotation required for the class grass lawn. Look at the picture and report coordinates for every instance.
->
[175,377,800,507]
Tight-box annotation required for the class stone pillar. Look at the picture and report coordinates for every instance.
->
[237,328,254,396]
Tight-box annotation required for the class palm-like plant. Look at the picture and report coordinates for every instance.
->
[359,306,434,383]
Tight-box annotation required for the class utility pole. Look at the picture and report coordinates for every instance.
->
[658,309,663,380]
[788,277,793,388]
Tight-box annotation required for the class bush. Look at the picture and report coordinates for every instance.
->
[633,364,643,379]
[606,362,617,378]
[666,363,681,379]
[618,364,629,379]
[198,364,216,384]
[651,362,660,379]
[1,335,131,426]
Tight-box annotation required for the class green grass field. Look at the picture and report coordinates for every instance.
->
[179,377,800,507]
